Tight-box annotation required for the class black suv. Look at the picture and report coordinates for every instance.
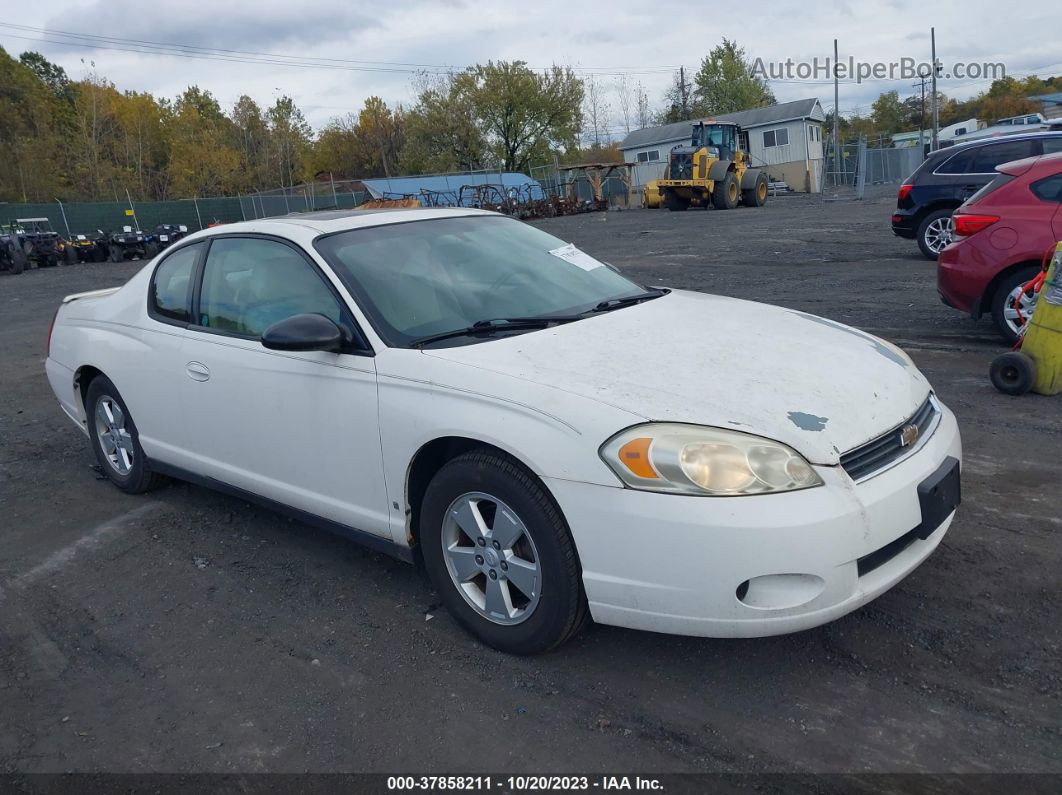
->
[892,132,1062,259]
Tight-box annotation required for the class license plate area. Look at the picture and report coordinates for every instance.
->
[916,457,961,539]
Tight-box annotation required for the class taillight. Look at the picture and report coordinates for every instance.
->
[47,307,59,355]
[952,213,1000,237]
[897,184,913,201]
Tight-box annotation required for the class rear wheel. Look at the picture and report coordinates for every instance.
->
[916,209,954,260]
[742,172,768,207]
[65,245,78,265]
[85,376,165,494]
[991,264,1041,344]
[420,449,588,654]
[109,245,121,263]
[664,189,689,212]
[712,171,739,210]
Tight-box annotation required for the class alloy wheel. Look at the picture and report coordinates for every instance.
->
[1002,284,1038,338]
[94,397,134,475]
[923,216,954,254]
[441,491,541,625]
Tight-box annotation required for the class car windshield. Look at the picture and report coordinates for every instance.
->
[315,215,649,347]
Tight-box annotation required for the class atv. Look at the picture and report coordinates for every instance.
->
[0,225,28,275]
[67,230,110,263]
[152,223,189,252]
[107,226,157,262]
[11,218,63,267]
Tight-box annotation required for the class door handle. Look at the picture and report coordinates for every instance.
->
[185,361,210,382]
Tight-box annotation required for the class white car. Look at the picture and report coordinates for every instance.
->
[45,208,962,654]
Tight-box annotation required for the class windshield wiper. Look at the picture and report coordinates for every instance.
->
[409,315,583,348]
[592,288,670,313]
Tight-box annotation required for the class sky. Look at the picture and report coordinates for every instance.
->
[2,0,1060,137]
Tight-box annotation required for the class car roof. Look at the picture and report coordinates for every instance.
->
[929,130,1062,161]
[201,207,498,236]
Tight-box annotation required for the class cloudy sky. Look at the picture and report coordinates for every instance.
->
[3,0,1060,135]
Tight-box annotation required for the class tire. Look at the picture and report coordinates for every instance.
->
[663,189,689,212]
[92,245,105,263]
[712,171,739,210]
[109,245,121,263]
[6,243,24,274]
[990,352,1036,396]
[916,209,954,260]
[65,245,78,265]
[85,376,165,494]
[146,241,159,257]
[419,449,589,654]
[990,264,1041,344]
[742,172,768,207]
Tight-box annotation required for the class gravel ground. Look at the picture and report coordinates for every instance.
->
[0,192,1059,777]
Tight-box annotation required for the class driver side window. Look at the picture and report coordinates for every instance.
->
[197,237,342,338]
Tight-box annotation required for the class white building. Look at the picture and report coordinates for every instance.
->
[619,98,827,193]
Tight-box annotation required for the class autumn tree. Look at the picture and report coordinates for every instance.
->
[166,86,240,197]
[692,39,774,115]
[451,61,583,173]
[400,73,484,174]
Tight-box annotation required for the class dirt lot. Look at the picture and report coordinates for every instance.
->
[0,193,1059,777]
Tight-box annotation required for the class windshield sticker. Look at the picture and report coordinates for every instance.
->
[549,242,604,272]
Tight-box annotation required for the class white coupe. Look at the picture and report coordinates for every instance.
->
[46,208,962,653]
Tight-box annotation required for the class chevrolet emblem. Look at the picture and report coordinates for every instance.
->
[900,424,920,447]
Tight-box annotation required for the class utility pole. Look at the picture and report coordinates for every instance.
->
[914,67,930,157]
[833,39,841,179]
[930,27,939,151]
[679,66,690,120]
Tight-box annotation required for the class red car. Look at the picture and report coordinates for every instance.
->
[938,151,1062,342]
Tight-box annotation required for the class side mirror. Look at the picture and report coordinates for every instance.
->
[261,313,344,352]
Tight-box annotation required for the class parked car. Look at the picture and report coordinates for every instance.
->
[46,209,962,654]
[107,225,156,262]
[938,151,1062,342]
[151,223,189,252]
[892,132,1062,259]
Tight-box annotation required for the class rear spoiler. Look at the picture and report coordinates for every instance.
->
[61,287,121,304]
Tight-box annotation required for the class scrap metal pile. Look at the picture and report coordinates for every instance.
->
[362,183,606,218]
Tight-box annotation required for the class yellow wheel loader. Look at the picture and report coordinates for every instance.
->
[657,120,768,211]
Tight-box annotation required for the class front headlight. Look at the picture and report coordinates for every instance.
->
[600,423,824,497]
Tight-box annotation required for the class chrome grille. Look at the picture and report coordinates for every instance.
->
[840,396,939,481]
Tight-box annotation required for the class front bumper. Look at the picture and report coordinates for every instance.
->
[546,403,962,638]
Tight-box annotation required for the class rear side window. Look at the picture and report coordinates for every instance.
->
[1030,174,1062,203]
[150,243,202,323]
[936,150,974,174]
[968,140,1037,173]
[1041,138,1062,155]
[966,174,1015,204]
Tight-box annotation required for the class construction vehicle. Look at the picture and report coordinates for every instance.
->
[656,120,769,212]
[643,179,663,209]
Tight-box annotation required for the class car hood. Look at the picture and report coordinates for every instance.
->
[423,290,931,465]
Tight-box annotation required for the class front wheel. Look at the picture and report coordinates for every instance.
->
[420,450,588,654]
[712,171,739,210]
[85,376,165,494]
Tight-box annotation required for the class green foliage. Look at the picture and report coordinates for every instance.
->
[692,39,775,116]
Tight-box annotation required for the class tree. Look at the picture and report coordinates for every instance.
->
[268,95,313,186]
[657,68,694,124]
[583,76,611,147]
[635,81,651,129]
[870,90,907,137]
[399,73,485,174]
[452,61,583,173]
[356,96,405,178]
[231,95,271,190]
[692,39,774,115]
[166,86,240,197]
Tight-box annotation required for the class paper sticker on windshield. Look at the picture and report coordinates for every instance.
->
[549,242,604,272]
